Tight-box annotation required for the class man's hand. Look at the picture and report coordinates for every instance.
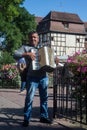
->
[23,52,36,60]
[28,52,36,60]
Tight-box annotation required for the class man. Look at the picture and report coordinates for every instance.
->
[14,31,58,127]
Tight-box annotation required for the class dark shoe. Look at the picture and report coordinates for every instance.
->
[22,120,29,127]
[40,117,52,124]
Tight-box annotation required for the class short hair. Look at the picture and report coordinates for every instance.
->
[28,31,39,45]
[28,31,38,36]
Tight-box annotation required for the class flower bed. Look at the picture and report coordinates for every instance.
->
[0,64,21,88]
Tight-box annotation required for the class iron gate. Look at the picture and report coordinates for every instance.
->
[53,65,87,125]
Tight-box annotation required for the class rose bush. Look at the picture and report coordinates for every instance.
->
[67,50,87,99]
[67,50,87,74]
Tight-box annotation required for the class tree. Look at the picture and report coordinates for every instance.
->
[0,0,37,54]
[0,0,24,22]
[0,51,15,68]
[14,7,37,43]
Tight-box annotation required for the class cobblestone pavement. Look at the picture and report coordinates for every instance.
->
[0,88,86,130]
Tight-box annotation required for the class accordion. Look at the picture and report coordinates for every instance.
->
[31,46,56,72]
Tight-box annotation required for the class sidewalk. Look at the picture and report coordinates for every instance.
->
[0,88,86,130]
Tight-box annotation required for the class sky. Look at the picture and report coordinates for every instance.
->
[22,0,87,22]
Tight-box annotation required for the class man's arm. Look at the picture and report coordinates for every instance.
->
[13,45,36,61]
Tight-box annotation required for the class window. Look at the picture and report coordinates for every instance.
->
[62,22,69,29]
[85,38,87,41]
[85,29,87,32]
[42,34,47,42]
[50,36,54,41]
[76,38,80,43]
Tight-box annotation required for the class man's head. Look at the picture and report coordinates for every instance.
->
[28,31,39,47]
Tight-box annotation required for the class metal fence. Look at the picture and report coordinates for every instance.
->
[53,65,87,125]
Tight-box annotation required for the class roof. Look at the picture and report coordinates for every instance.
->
[84,22,87,29]
[35,16,43,24]
[42,11,83,24]
[36,11,85,34]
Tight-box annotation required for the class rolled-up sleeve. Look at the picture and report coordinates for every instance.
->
[13,45,33,60]
[13,46,25,59]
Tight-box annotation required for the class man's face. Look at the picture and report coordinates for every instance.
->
[29,33,39,47]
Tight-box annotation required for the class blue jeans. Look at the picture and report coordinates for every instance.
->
[24,76,49,121]
[20,81,26,91]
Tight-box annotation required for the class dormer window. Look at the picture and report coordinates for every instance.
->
[62,22,69,29]
[85,38,87,41]
[85,28,87,32]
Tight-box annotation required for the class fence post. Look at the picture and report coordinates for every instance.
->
[53,67,58,118]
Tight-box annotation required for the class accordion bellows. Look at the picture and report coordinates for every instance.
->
[32,46,56,72]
